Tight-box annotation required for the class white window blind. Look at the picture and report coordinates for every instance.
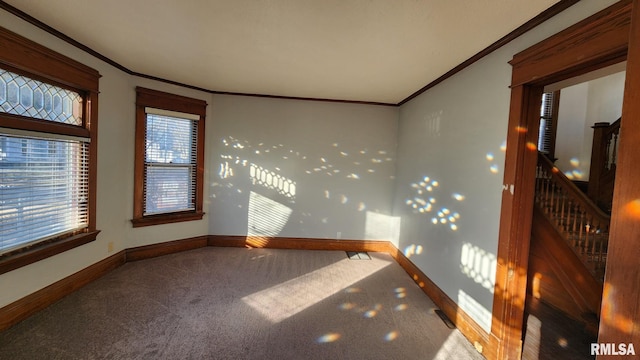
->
[538,92,555,154]
[143,112,198,215]
[0,134,89,255]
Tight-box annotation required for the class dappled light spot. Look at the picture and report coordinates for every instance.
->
[347,173,360,179]
[404,243,425,257]
[602,283,636,334]
[526,141,537,151]
[624,199,640,219]
[395,287,407,299]
[317,333,341,343]
[490,164,499,173]
[516,126,528,133]
[557,337,568,348]
[218,161,234,179]
[358,202,366,211]
[394,304,407,311]
[339,302,356,310]
[486,153,494,161]
[345,287,361,293]
[384,331,398,342]
[404,244,416,257]
[452,193,465,201]
[364,310,377,318]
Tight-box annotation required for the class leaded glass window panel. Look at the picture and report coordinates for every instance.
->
[0,69,83,126]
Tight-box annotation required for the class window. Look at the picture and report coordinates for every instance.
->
[537,91,559,159]
[0,27,99,274]
[132,87,206,227]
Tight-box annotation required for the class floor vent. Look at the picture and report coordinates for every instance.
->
[435,309,456,329]
[346,251,371,260]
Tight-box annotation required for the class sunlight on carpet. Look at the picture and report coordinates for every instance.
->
[242,256,391,323]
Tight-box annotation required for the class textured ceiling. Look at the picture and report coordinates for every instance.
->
[5,0,560,104]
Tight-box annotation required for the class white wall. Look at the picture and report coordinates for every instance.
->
[554,71,625,179]
[393,0,619,332]
[208,95,399,240]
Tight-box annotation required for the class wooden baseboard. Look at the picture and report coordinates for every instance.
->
[0,250,126,332]
[207,235,392,253]
[126,236,208,262]
[386,246,493,359]
[0,234,494,359]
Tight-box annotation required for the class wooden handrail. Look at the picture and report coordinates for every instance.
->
[539,154,611,223]
[535,153,610,281]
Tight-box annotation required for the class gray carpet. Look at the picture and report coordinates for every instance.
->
[0,247,485,359]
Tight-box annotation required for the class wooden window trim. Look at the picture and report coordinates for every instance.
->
[0,26,100,275]
[131,87,207,227]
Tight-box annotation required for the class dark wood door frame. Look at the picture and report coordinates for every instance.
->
[490,1,633,359]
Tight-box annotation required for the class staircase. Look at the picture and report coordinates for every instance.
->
[527,153,609,331]
[535,153,610,281]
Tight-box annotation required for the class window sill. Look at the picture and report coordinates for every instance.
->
[0,230,100,275]
[131,211,205,228]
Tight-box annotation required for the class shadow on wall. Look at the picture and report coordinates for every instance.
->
[211,136,399,240]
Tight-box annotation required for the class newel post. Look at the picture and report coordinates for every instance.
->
[588,122,610,202]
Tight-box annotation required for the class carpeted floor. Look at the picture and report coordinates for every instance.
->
[0,247,485,360]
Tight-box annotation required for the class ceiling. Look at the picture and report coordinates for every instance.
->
[5,0,561,104]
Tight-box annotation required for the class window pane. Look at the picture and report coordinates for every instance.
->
[0,134,89,254]
[145,114,194,164]
[143,111,197,216]
[144,166,194,215]
[0,68,83,126]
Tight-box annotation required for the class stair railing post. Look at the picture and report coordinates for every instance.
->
[588,122,610,204]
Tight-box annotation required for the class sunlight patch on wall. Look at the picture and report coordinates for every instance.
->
[249,163,296,199]
[460,242,496,292]
[247,191,292,237]
[242,257,391,323]
[365,211,401,243]
[424,110,443,137]
[458,289,492,332]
